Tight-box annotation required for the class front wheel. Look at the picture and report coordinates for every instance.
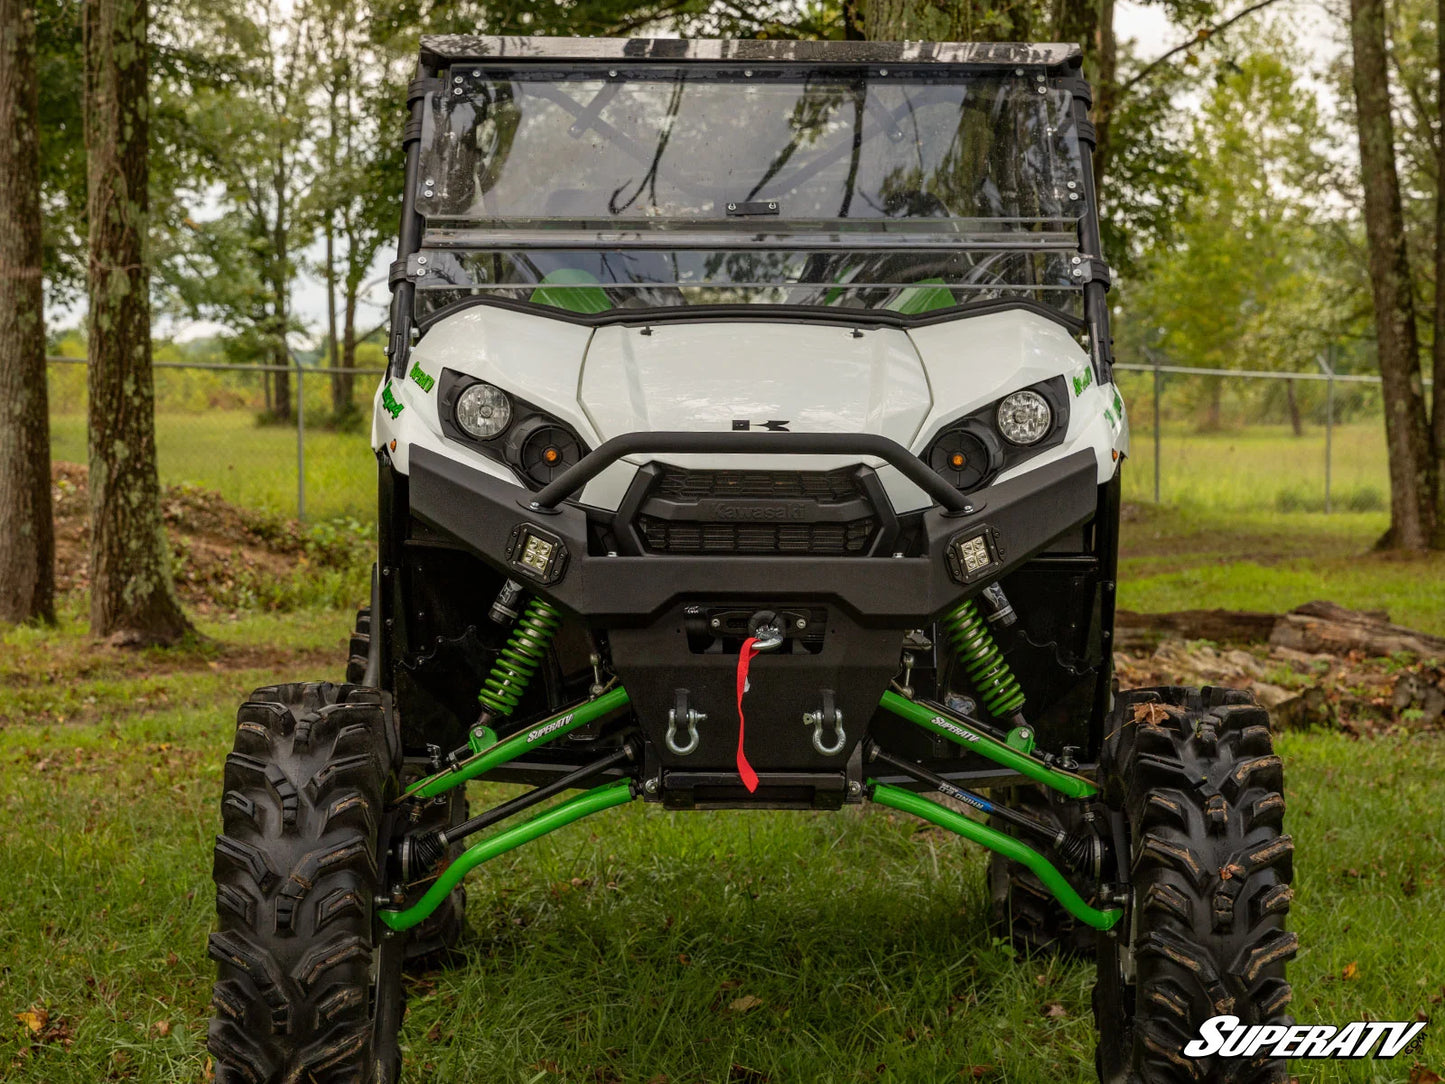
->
[208,682,404,1084]
[1094,686,1297,1083]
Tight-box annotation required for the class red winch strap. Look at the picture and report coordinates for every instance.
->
[735,637,761,793]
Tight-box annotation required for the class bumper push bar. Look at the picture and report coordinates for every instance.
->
[527,430,979,513]
[378,687,1122,934]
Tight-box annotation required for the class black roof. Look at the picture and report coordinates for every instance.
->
[419,36,1082,70]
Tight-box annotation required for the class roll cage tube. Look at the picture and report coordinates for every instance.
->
[525,430,978,514]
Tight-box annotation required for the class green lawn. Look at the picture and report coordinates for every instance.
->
[50,411,376,522]
[1,608,1441,1082]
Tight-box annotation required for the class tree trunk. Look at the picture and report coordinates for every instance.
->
[340,276,358,414]
[1285,380,1303,436]
[83,0,190,645]
[270,145,291,421]
[1435,0,1445,543]
[326,218,342,417]
[859,0,1034,41]
[0,0,55,625]
[1350,0,1437,550]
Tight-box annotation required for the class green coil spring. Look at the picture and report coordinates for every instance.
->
[478,597,563,717]
[943,597,1026,718]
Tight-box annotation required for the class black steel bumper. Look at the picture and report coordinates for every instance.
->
[406,437,1099,626]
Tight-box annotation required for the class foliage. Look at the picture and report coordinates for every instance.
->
[1116,30,1360,428]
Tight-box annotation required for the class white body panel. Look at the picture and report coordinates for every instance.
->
[373,305,1128,513]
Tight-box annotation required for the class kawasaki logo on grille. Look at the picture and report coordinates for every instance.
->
[712,502,811,520]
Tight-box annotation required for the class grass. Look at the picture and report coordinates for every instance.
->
[1,609,1442,1082]
[1116,502,1445,635]
[49,411,376,522]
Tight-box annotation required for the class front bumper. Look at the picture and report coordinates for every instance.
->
[407,440,1099,627]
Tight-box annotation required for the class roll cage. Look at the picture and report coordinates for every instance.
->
[385,36,1113,383]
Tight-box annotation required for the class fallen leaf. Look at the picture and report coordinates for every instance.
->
[1043,1002,1068,1018]
[646,1075,669,1084]
[1131,701,1175,725]
[1342,961,1359,981]
[677,953,691,965]
[728,995,763,1013]
[728,1064,769,1083]
[966,1069,995,1081]
[1409,1066,1442,1084]
[164,951,178,967]
[528,1061,561,1074]
[150,1019,171,1037]
[15,1007,48,1033]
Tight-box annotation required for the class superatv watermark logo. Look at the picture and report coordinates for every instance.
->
[1185,1016,1426,1060]
[731,419,790,431]
[929,716,980,743]
[526,713,574,744]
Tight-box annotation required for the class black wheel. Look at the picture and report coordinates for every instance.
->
[208,682,405,1084]
[1094,686,1296,1083]
[345,607,371,685]
[987,785,1098,957]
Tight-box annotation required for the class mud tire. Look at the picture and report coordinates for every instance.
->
[207,682,403,1084]
[1094,686,1296,1083]
[987,784,1098,957]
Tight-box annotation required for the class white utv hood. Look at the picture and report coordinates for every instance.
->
[378,305,1125,514]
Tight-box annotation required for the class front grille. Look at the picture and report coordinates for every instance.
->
[651,465,865,503]
[634,466,881,557]
[639,516,879,555]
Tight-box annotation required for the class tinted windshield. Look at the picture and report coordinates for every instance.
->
[411,65,1089,321]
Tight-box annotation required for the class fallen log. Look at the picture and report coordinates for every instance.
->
[1270,601,1445,659]
[1114,608,1278,649]
[1116,600,1445,660]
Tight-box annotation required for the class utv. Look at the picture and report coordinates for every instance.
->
[208,36,1295,1083]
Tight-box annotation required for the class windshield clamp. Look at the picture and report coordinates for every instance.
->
[1069,256,1112,291]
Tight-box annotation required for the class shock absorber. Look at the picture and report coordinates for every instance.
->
[942,595,1026,722]
[478,596,563,719]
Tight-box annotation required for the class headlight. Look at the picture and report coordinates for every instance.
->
[996,390,1052,445]
[455,382,512,440]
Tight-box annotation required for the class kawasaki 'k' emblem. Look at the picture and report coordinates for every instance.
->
[732,419,790,431]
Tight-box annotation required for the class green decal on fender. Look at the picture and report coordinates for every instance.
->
[409,363,435,393]
[381,383,404,419]
[1072,368,1093,396]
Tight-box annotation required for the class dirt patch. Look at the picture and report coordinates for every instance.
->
[52,461,362,615]
[1115,641,1445,737]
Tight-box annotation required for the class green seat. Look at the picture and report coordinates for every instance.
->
[885,276,955,315]
[531,268,613,314]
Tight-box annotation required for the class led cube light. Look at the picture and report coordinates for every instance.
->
[946,527,1002,585]
[520,534,555,575]
[507,524,569,584]
[957,535,991,574]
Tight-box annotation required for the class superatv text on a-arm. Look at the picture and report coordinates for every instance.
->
[207,37,1295,1084]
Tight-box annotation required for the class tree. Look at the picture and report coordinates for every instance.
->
[1122,44,1343,429]
[83,0,191,643]
[1348,0,1438,549]
[0,0,56,625]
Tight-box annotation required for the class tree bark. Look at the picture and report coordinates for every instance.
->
[1350,0,1437,550]
[0,0,55,625]
[859,0,1034,41]
[83,0,191,644]
[1435,0,1445,543]
[1285,380,1303,436]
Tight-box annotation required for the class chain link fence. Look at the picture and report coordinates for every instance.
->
[1113,352,1413,516]
[47,357,382,523]
[46,353,1414,523]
